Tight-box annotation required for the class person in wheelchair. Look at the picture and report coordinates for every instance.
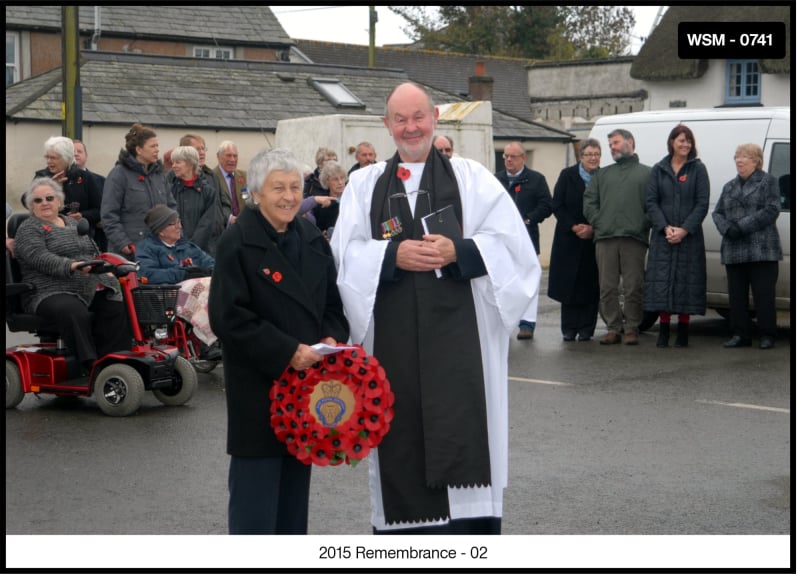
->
[135,205,220,361]
[13,178,133,372]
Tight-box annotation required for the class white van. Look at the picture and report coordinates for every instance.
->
[588,107,791,320]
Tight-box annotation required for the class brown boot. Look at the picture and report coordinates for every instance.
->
[623,332,639,345]
[600,331,621,345]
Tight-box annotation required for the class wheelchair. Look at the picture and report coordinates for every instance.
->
[5,213,198,416]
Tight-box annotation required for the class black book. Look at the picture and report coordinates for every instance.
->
[421,204,461,239]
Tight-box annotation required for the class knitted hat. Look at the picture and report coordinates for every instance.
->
[144,204,179,235]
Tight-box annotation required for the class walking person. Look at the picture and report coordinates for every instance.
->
[712,143,782,349]
[644,125,710,347]
[332,82,538,534]
[583,129,651,345]
[547,139,602,341]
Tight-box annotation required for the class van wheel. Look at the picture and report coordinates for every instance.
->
[638,311,659,332]
[93,364,144,417]
[6,360,24,409]
[153,356,197,406]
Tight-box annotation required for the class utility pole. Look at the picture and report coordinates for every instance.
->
[368,6,377,68]
[62,6,82,139]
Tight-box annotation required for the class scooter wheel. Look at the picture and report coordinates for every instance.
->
[6,360,24,409]
[93,363,144,416]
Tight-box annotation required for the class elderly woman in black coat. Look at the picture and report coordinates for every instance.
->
[208,148,349,534]
[712,143,782,350]
[547,138,602,341]
[643,125,710,348]
[33,136,104,240]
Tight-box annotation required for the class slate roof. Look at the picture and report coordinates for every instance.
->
[4,5,293,46]
[5,51,571,141]
[293,40,536,120]
[630,5,791,80]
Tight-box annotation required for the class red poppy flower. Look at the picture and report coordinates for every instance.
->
[137,175,145,182]
[397,166,411,181]
[237,177,245,184]
[678,175,687,182]
[310,441,334,466]
[272,271,283,283]
[76,177,83,184]
[514,184,521,192]
[167,254,175,261]
[42,225,52,232]
[345,433,371,461]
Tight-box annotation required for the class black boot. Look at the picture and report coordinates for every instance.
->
[656,322,670,347]
[674,322,689,347]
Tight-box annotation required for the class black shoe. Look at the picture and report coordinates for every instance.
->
[758,336,775,350]
[723,335,752,348]
[577,335,592,342]
[673,323,689,348]
[562,332,576,342]
[199,343,222,361]
[656,323,670,348]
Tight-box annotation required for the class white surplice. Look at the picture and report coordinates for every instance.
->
[331,157,540,530]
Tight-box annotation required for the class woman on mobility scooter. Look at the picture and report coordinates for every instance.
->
[135,205,221,365]
[13,178,133,373]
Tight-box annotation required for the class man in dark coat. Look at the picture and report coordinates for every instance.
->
[495,141,552,339]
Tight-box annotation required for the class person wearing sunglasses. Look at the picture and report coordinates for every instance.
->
[332,82,538,535]
[13,178,132,372]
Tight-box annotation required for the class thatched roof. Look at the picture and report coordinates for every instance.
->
[631,5,791,80]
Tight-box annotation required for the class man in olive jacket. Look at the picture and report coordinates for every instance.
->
[583,129,651,345]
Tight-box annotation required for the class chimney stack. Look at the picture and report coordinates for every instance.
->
[468,60,493,102]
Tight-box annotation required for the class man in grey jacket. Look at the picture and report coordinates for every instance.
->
[583,129,651,345]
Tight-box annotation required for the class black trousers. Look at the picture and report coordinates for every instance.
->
[374,516,501,535]
[228,455,311,534]
[560,302,599,339]
[36,291,132,366]
[725,261,778,338]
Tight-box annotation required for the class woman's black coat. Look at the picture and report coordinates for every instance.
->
[643,155,710,315]
[34,165,103,229]
[209,207,349,457]
[547,164,599,305]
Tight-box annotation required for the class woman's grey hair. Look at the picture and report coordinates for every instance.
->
[170,145,200,171]
[247,148,305,206]
[44,136,76,168]
[579,138,602,155]
[314,146,337,167]
[24,177,65,212]
[319,161,347,189]
[735,143,764,170]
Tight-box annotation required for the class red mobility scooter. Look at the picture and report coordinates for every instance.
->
[5,215,198,416]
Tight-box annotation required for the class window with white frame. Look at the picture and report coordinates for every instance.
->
[725,60,761,105]
[6,32,19,86]
[308,77,365,108]
[193,46,232,60]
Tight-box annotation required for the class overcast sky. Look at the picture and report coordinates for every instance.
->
[272,5,664,55]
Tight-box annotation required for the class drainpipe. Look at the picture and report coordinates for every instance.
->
[91,6,102,50]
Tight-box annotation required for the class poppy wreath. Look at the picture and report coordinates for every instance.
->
[269,344,394,467]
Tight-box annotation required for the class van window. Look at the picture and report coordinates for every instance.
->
[768,142,791,211]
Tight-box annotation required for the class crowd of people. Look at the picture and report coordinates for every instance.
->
[5,81,784,536]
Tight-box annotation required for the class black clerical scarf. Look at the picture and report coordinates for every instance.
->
[369,149,491,525]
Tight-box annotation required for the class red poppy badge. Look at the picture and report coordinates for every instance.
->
[272,271,283,283]
[678,175,687,182]
[42,225,52,232]
[514,184,521,193]
[397,167,411,181]
[137,175,145,182]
